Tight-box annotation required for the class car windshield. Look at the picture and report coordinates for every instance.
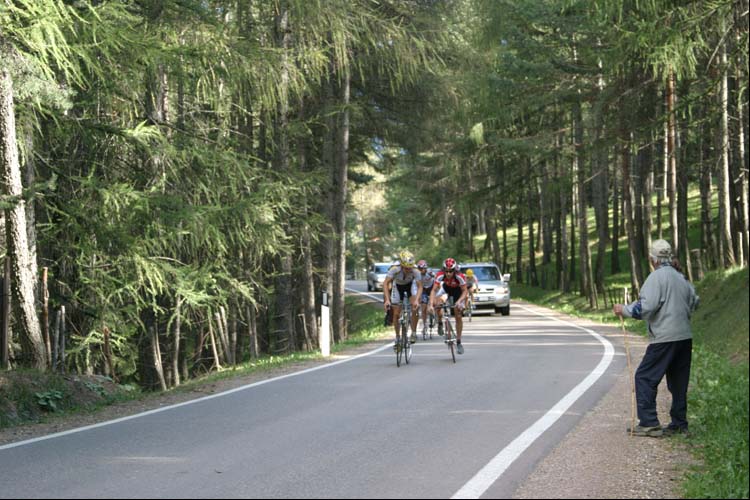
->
[464,266,501,281]
[375,265,391,273]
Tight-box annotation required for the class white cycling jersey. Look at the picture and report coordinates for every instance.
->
[419,270,436,289]
[386,265,421,286]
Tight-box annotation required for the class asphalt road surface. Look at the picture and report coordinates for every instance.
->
[0,281,624,499]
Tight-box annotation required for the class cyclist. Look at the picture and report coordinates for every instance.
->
[465,268,480,311]
[383,250,424,348]
[429,257,469,354]
[417,260,436,337]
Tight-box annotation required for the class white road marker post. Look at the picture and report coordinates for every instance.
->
[320,292,330,357]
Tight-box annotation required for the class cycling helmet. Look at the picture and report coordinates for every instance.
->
[443,258,457,271]
[466,269,474,277]
[399,250,415,268]
[417,259,428,269]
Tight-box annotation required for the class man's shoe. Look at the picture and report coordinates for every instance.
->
[393,340,401,353]
[410,332,417,344]
[457,343,464,355]
[438,323,444,336]
[626,425,663,437]
[662,425,689,437]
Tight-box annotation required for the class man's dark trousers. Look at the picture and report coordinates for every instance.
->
[634,338,692,429]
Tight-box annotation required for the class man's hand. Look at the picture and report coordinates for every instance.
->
[613,304,624,317]
[384,300,391,312]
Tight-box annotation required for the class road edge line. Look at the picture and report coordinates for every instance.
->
[451,303,615,499]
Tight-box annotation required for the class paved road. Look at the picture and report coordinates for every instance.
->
[0,282,623,498]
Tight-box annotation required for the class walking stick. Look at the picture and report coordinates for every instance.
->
[620,315,636,437]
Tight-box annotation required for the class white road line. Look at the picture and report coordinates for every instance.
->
[0,343,392,452]
[452,303,615,499]
[0,287,385,452]
[345,287,384,302]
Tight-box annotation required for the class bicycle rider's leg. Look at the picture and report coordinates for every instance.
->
[392,305,402,337]
[391,285,403,340]
[453,290,464,341]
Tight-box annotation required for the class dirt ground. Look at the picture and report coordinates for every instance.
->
[0,309,697,499]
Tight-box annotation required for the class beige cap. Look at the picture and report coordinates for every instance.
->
[649,239,673,259]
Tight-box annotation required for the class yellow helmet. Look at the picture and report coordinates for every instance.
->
[466,269,474,277]
[398,250,415,268]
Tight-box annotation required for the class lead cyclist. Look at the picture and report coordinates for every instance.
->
[429,258,468,354]
[383,250,423,349]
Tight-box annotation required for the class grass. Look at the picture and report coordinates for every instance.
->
[681,266,749,499]
[513,266,749,499]
[0,370,139,429]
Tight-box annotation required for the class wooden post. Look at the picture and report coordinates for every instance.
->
[151,325,167,391]
[737,232,745,268]
[103,326,117,382]
[42,267,50,368]
[52,309,61,371]
[246,304,258,360]
[1,259,9,369]
[207,314,222,370]
[59,306,66,373]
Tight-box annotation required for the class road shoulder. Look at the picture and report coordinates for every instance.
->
[511,302,698,499]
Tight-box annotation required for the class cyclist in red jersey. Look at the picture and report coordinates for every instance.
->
[429,258,468,354]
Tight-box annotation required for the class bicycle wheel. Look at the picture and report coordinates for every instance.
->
[396,338,402,367]
[404,334,412,364]
[468,299,473,322]
[446,320,456,363]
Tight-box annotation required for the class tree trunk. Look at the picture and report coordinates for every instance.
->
[666,72,679,252]
[735,35,749,265]
[516,197,523,284]
[0,69,45,370]
[297,99,317,352]
[557,130,569,292]
[569,185,576,291]
[173,297,182,387]
[642,137,654,263]
[620,123,643,294]
[331,58,350,343]
[527,179,538,287]
[151,325,167,391]
[574,98,594,305]
[540,164,553,266]
[611,159,621,274]
[719,40,737,267]
[485,206,501,267]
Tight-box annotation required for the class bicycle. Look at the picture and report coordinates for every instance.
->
[439,298,458,363]
[394,299,413,367]
[420,298,435,341]
[423,309,435,341]
[466,293,474,322]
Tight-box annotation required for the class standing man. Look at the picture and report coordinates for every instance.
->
[614,240,699,437]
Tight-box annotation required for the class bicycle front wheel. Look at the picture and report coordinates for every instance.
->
[446,321,456,363]
[404,336,412,364]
